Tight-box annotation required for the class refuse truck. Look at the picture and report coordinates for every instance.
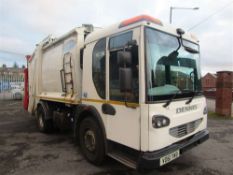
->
[24,15,209,170]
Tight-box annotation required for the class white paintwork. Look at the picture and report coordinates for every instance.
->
[28,15,207,154]
[28,44,42,113]
[148,97,207,151]
[106,105,140,150]
[85,20,198,45]
[106,28,141,149]
[82,27,142,150]
[42,41,64,92]
[28,27,88,113]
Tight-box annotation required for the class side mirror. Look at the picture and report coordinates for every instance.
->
[184,46,199,54]
[117,40,137,94]
[127,40,137,46]
[117,51,132,67]
[119,68,132,92]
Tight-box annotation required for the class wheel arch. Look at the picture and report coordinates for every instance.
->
[74,105,107,153]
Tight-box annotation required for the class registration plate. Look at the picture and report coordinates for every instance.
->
[160,150,180,166]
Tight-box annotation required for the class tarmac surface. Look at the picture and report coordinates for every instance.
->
[0,100,233,175]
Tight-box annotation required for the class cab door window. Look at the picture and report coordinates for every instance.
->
[109,32,139,102]
[92,38,106,99]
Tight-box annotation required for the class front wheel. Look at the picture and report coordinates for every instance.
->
[79,117,105,165]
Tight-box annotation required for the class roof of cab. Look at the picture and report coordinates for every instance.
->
[85,15,199,45]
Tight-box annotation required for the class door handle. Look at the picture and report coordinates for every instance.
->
[102,103,116,115]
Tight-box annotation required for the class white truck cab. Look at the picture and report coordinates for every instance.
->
[25,15,209,170]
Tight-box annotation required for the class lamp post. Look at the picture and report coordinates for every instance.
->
[170,7,199,24]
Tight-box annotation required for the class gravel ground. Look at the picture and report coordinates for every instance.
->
[0,100,233,175]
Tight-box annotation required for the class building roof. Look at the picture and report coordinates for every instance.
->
[203,73,217,79]
[210,73,217,78]
[0,67,24,73]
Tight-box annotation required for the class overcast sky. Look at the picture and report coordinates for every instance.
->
[0,0,232,75]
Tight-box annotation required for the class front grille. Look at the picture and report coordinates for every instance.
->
[169,118,203,138]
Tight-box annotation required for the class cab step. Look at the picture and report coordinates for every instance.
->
[108,151,137,169]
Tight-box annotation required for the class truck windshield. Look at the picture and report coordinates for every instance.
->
[145,27,202,101]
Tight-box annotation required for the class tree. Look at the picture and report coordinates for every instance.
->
[13,62,19,68]
[2,64,7,68]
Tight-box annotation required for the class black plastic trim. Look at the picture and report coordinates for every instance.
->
[102,103,116,115]
[137,129,209,170]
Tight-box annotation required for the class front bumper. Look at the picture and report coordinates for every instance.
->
[137,129,209,170]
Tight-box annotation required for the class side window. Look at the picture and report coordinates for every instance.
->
[109,32,132,50]
[92,38,106,99]
[109,32,139,102]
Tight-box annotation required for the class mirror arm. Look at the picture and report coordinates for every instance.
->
[176,36,182,51]
[180,35,184,47]
[177,34,199,53]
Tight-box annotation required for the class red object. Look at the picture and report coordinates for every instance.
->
[119,15,163,28]
[215,71,233,116]
[23,68,29,111]
[26,55,32,62]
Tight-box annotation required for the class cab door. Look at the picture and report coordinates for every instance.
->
[105,28,141,150]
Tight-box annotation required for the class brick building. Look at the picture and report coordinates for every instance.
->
[0,67,24,76]
[201,73,217,91]
[215,71,233,116]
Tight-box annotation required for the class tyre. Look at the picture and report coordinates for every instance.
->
[79,117,105,165]
[36,104,53,133]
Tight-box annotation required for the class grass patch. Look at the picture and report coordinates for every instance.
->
[208,112,233,120]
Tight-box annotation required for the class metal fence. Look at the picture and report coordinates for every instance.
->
[0,74,24,100]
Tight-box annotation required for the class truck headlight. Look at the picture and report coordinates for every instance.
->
[152,115,170,128]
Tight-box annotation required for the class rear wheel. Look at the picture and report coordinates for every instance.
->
[36,105,53,133]
[79,117,105,165]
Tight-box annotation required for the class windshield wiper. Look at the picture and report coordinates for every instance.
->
[185,90,202,104]
[185,91,196,104]
[163,90,201,107]
[163,90,180,108]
